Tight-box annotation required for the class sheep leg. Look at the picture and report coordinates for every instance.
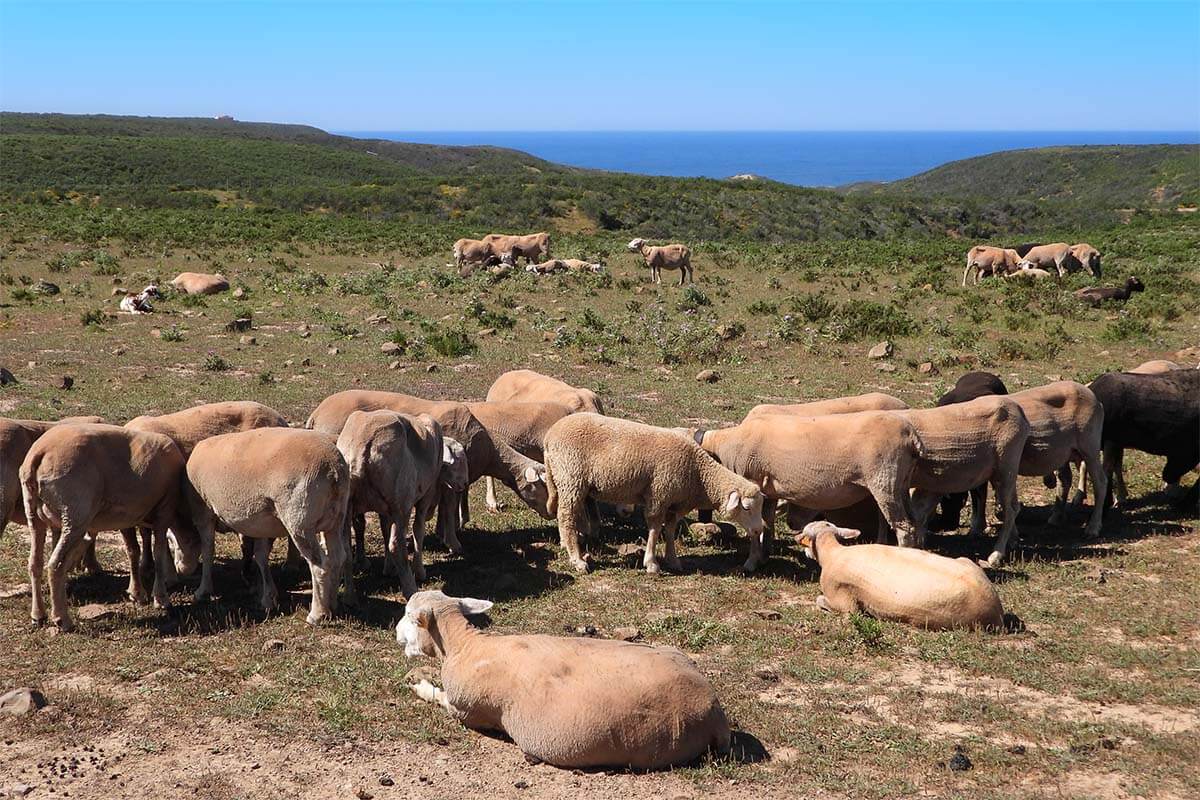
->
[150,524,176,610]
[1161,453,1194,500]
[968,484,989,537]
[352,513,367,569]
[387,508,418,598]
[484,476,504,513]
[120,528,149,604]
[643,516,664,575]
[284,535,304,572]
[81,535,103,575]
[412,680,465,720]
[1048,464,1071,526]
[1068,458,1088,508]
[743,501,773,573]
[444,491,465,554]
[28,514,49,625]
[192,509,218,602]
[554,487,590,573]
[380,512,400,577]
[986,474,1023,567]
[138,527,155,592]
[48,512,91,631]
[869,477,921,548]
[290,528,338,625]
[1104,444,1127,507]
[252,538,278,613]
[1082,450,1108,540]
[909,489,941,538]
[662,515,684,573]
[413,493,440,588]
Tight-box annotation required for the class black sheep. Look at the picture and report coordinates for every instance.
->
[1074,276,1145,308]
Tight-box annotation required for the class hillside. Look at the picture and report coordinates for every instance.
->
[849,144,1200,208]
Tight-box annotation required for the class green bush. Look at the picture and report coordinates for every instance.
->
[426,327,475,358]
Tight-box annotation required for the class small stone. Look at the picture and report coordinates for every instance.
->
[388,360,402,370]
[0,584,30,599]
[514,780,529,790]
[33,279,60,296]
[689,522,721,539]
[876,362,896,372]
[300,358,311,367]
[232,287,246,299]
[365,313,388,326]
[1007,744,1026,755]
[695,369,718,383]
[283,359,294,368]
[752,608,782,620]
[612,627,642,642]
[917,361,937,375]
[426,364,438,373]
[58,375,74,390]
[76,604,113,621]
[380,342,403,354]
[716,323,742,341]
[0,688,47,717]
[150,329,163,339]
[752,340,769,350]
[574,625,598,637]
[947,746,972,772]
[262,639,285,653]
[111,287,127,296]
[225,318,252,333]
[111,347,126,356]
[1100,737,1117,750]
[378,775,394,787]
[299,330,311,339]
[239,335,256,346]
[354,787,373,800]
[327,347,339,356]
[868,341,893,359]
[0,367,17,386]
[9,783,32,797]
[616,543,643,558]
[754,668,780,682]
[541,331,556,342]
[478,327,496,337]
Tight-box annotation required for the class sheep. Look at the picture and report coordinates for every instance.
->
[694,410,925,558]
[542,413,764,574]
[1074,276,1144,307]
[452,238,499,274]
[1127,359,1183,375]
[1069,243,1102,278]
[525,258,567,275]
[482,232,550,265]
[398,590,730,769]
[186,428,349,624]
[307,390,551,555]
[486,369,605,414]
[963,245,1021,285]
[118,284,160,314]
[20,423,198,631]
[795,522,1004,631]
[928,372,1009,533]
[465,401,575,514]
[744,391,907,421]
[627,238,693,285]
[2,416,104,539]
[559,258,604,273]
[1004,265,1053,280]
[1017,242,1087,277]
[170,272,229,295]
[336,410,468,596]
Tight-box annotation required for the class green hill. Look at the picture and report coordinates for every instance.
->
[849,144,1200,208]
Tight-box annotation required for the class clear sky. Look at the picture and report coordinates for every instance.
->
[1,0,1197,131]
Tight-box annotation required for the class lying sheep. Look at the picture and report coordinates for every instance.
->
[1127,359,1183,375]
[744,391,907,421]
[186,428,349,624]
[695,410,925,555]
[398,590,731,769]
[795,522,1004,631]
[1005,265,1053,280]
[627,238,693,285]
[542,413,764,574]
[336,410,467,596]
[171,272,229,295]
[525,258,567,275]
[963,245,1021,285]
[118,284,160,314]
[560,258,604,273]
[1074,276,1144,307]
[21,423,198,630]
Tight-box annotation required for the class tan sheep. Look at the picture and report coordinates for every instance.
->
[744,391,907,421]
[397,590,731,769]
[186,428,349,624]
[963,246,1021,285]
[795,522,1004,631]
[542,413,764,574]
[21,423,197,630]
[627,238,693,285]
[452,238,498,274]
[465,401,575,513]
[170,272,229,295]
[2,416,103,537]
[482,232,550,264]
[1127,359,1183,374]
[486,369,605,414]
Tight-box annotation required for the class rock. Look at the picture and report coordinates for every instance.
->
[716,323,742,341]
[947,745,972,772]
[695,369,719,383]
[478,327,496,337]
[689,522,722,539]
[8,783,32,797]
[612,627,642,642]
[514,780,529,790]
[239,335,256,346]
[300,358,311,367]
[225,318,253,333]
[752,340,769,350]
[327,347,339,356]
[541,331,556,342]
[111,287,127,296]
[754,667,780,682]
[76,603,114,621]
[574,625,598,637]
[876,362,896,372]
[868,341,893,359]
[426,364,438,373]
[354,787,374,800]
[1007,744,1026,755]
[0,584,30,600]
[380,342,403,355]
[33,279,60,296]
[0,367,17,386]
[262,639,285,653]
[378,775,394,787]
[232,287,246,299]
[616,543,643,558]
[111,347,126,356]
[0,688,47,717]
[365,313,388,326]
[388,360,402,370]
[752,608,782,621]
[58,376,74,391]
[917,361,937,375]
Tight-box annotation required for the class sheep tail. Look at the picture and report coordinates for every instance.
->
[20,451,44,535]
[543,462,559,519]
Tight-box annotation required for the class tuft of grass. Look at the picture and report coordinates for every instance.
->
[160,325,184,342]
[80,309,105,327]
[425,327,475,358]
[203,353,230,371]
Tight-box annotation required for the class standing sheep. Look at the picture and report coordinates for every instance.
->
[542,414,764,574]
[627,238,693,285]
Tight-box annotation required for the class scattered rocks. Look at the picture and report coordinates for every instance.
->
[354,786,374,800]
[695,369,719,383]
[365,313,388,326]
[32,279,60,296]
[75,604,114,621]
[225,317,253,333]
[752,608,782,621]
[262,639,286,653]
[947,745,973,772]
[612,627,642,642]
[240,335,257,346]
[716,323,742,341]
[388,360,403,370]
[232,287,246,299]
[478,327,496,337]
[380,342,403,355]
[514,780,529,790]
[0,688,47,717]
[754,667,780,682]
[917,361,937,375]
[0,367,17,386]
[327,347,340,356]
[300,357,312,367]
[298,325,311,338]
[876,362,897,372]
[378,775,394,787]
[868,341,893,359]
[1007,744,1026,755]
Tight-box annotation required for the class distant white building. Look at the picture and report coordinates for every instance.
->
[215,115,234,121]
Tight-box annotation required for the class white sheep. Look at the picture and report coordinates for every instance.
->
[627,238,693,284]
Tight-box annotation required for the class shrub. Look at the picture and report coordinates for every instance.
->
[1103,315,1152,341]
[203,353,230,371]
[789,292,834,322]
[80,309,104,327]
[829,300,915,342]
[747,300,778,316]
[160,325,185,342]
[426,327,475,357]
[849,613,886,648]
[677,285,711,312]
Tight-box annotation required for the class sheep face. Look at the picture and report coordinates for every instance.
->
[441,437,469,493]
[1127,276,1145,293]
[626,238,645,252]
[396,590,494,658]
[794,521,861,561]
[516,464,551,519]
[721,487,765,535]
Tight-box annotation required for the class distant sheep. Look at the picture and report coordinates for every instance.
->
[627,238,693,285]
[963,246,1020,285]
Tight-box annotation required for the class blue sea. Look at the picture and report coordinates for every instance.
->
[338,130,1199,187]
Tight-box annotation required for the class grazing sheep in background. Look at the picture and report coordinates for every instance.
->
[795,522,1004,631]
[452,238,499,274]
[1018,242,1089,277]
[21,423,197,630]
[963,245,1021,285]
[171,272,229,295]
[1127,359,1183,374]
[187,428,350,624]
[1069,243,1102,278]
[482,232,550,264]
[398,590,731,769]
[542,413,764,574]
[627,238,693,285]
[1074,276,1144,307]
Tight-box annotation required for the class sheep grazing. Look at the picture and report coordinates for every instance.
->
[963,245,1021,285]
[1069,243,1102,278]
[1018,242,1094,278]
[928,372,1008,532]
[397,590,731,769]
[1073,276,1144,307]
[542,413,764,574]
[170,272,229,295]
[486,369,605,414]
[2,416,103,539]
[627,238,693,285]
[795,522,1004,631]
[695,410,925,556]
[186,428,350,624]
[452,238,499,274]
[466,401,574,514]
[1087,369,1199,507]
[482,232,550,265]
[21,423,197,630]
[336,410,467,596]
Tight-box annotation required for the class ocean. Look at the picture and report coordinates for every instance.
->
[338,130,1199,187]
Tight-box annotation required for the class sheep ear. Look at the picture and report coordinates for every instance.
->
[458,597,493,616]
[795,532,814,549]
[725,491,740,513]
[524,465,543,484]
[836,527,862,541]
[692,429,706,446]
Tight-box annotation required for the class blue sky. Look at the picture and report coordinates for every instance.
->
[1,0,1197,131]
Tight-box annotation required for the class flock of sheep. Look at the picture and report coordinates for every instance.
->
[4,353,1198,768]
[452,230,694,284]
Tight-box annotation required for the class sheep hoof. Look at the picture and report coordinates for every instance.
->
[305,609,331,626]
[51,618,74,634]
[665,558,684,573]
[572,558,591,574]
[985,552,1004,568]
[645,561,661,576]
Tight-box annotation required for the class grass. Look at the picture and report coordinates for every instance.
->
[0,133,1197,797]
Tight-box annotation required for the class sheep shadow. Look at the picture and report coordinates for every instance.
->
[433,523,577,603]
